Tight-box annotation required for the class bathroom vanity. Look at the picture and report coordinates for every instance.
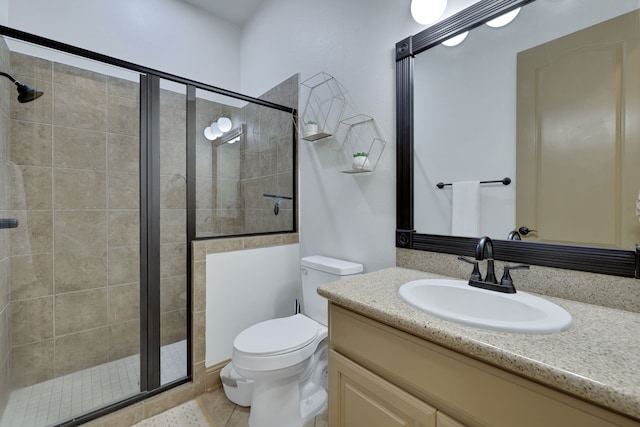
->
[318,268,640,427]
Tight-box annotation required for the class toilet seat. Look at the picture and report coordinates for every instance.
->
[232,314,328,373]
[234,314,319,355]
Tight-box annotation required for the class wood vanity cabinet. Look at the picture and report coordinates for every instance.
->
[329,351,438,426]
[327,303,640,427]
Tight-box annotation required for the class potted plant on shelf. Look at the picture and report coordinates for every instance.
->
[304,120,318,137]
[352,152,371,170]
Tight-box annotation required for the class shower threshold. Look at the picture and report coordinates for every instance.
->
[0,340,186,427]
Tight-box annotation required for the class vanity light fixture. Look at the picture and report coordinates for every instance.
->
[411,0,447,25]
[442,31,469,47]
[204,116,233,141]
[485,7,521,28]
[220,124,244,144]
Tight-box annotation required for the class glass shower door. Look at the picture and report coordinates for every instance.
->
[158,80,188,385]
[0,38,142,426]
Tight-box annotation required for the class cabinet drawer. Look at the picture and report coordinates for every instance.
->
[329,303,639,427]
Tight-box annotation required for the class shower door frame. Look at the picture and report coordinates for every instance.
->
[0,25,297,426]
[139,74,164,392]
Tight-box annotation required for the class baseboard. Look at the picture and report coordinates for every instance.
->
[205,359,230,391]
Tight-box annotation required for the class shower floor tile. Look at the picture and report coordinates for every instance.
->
[0,340,186,427]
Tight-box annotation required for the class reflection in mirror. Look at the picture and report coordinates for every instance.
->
[413,0,640,249]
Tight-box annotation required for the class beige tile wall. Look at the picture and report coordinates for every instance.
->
[5,53,187,389]
[195,98,243,236]
[159,89,188,349]
[195,74,298,238]
[242,75,297,234]
[6,52,140,388]
[0,37,12,415]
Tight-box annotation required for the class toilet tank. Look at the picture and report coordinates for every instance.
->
[300,256,363,326]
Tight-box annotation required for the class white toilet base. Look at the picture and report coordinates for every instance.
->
[299,387,327,423]
[246,355,328,427]
[248,379,327,427]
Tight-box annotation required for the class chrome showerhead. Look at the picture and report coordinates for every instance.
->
[0,71,44,103]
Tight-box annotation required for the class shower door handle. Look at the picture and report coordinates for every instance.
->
[0,218,18,229]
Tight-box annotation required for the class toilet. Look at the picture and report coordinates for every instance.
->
[230,255,363,427]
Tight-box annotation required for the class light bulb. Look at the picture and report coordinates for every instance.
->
[204,126,215,141]
[208,122,223,139]
[217,116,232,132]
[442,31,469,47]
[411,0,447,25]
[486,7,520,28]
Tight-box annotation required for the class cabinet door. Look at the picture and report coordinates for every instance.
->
[329,350,436,427]
[437,412,467,427]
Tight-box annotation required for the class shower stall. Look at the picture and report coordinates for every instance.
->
[0,25,296,427]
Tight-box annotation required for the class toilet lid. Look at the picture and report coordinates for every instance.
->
[234,314,319,356]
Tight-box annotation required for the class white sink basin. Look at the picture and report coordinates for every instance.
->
[398,279,572,334]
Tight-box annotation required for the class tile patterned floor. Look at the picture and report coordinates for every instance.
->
[133,399,214,426]
[198,388,328,427]
[0,340,328,427]
[0,340,187,427]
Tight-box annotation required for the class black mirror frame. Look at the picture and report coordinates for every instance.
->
[395,0,640,278]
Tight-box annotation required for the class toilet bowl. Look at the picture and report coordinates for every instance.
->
[228,255,363,427]
[220,362,253,407]
[233,314,328,427]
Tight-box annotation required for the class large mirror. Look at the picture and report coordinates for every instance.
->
[395,0,640,277]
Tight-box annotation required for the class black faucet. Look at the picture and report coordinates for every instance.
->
[458,236,529,293]
[507,230,521,240]
[475,236,497,284]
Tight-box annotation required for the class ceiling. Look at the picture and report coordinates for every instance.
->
[178,0,482,27]
[178,0,268,25]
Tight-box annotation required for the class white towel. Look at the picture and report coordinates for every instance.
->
[451,180,480,237]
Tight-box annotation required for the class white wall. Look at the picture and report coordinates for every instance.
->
[0,0,7,26]
[7,0,242,90]
[205,244,301,366]
[240,0,425,272]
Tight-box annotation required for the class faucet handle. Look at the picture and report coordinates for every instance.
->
[500,264,530,290]
[457,256,482,281]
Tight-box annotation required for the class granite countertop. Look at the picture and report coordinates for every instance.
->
[318,267,640,421]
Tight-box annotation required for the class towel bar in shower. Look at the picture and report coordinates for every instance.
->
[436,177,511,189]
